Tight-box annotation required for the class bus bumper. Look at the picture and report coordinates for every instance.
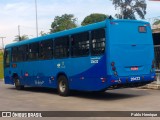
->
[108,73,156,89]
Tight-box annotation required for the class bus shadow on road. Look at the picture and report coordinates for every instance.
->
[9,87,59,95]
[70,90,148,101]
[9,87,149,101]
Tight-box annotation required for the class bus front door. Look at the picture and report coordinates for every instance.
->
[4,49,13,84]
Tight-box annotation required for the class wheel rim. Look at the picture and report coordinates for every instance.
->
[59,80,66,93]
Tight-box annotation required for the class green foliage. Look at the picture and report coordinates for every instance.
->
[50,14,77,33]
[14,35,29,42]
[81,13,108,26]
[0,52,3,79]
[40,31,49,36]
[0,51,3,56]
[111,0,147,19]
[153,19,160,25]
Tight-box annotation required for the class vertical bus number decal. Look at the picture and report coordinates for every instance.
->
[91,57,101,64]
[91,60,99,64]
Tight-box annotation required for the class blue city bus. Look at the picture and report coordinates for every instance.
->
[4,19,156,96]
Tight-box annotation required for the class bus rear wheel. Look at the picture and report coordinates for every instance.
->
[14,77,24,90]
[58,75,70,96]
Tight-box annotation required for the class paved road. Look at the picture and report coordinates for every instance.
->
[0,81,160,120]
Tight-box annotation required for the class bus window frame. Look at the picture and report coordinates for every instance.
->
[54,36,70,59]
[70,31,90,58]
[91,28,106,56]
[39,39,54,60]
[4,49,11,68]
[28,42,40,61]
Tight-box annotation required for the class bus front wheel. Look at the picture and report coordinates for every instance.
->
[58,75,70,96]
[14,77,24,90]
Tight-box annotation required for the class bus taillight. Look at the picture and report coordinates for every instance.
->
[112,67,116,71]
[111,62,118,76]
[100,78,106,83]
[111,62,115,66]
[111,80,115,83]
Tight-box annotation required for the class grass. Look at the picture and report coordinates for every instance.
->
[0,52,4,79]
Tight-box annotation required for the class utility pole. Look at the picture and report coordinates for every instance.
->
[35,0,38,37]
[0,37,6,51]
[18,25,21,41]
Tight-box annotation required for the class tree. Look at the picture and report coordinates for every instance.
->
[81,13,109,26]
[40,31,48,36]
[50,14,77,33]
[14,35,29,42]
[111,0,147,19]
[153,19,160,25]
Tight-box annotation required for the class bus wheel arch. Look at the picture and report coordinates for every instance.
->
[12,73,24,90]
[56,72,70,96]
[12,73,18,79]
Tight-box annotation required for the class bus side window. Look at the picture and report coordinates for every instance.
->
[12,47,18,62]
[40,39,53,60]
[54,36,69,58]
[28,42,39,60]
[91,28,105,56]
[71,32,89,57]
[18,45,28,62]
[4,50,10,68]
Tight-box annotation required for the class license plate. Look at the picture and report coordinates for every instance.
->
[131,67,138,71]
[131,77,141,81]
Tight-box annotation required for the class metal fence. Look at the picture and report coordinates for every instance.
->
[154,45,160,70]
[154,45,160,84]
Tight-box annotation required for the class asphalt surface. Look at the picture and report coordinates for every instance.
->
[0,80,160,120]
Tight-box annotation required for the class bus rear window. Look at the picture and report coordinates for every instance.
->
[139,26,146,33]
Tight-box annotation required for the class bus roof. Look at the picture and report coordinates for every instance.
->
[5,19,149,48]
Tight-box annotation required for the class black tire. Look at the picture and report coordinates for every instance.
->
[92,89,106,94]
[58,75,70,96]
[98,89,106,93]
[14,77,24,90]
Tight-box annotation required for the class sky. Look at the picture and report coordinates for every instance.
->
[0,0,160,48]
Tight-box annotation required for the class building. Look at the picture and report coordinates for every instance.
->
[152,24,160,33]
[152,23,160,71]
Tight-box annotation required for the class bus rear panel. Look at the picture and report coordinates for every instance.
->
[107,20,155,88]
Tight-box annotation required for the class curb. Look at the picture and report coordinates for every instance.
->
[138,83,160,90]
